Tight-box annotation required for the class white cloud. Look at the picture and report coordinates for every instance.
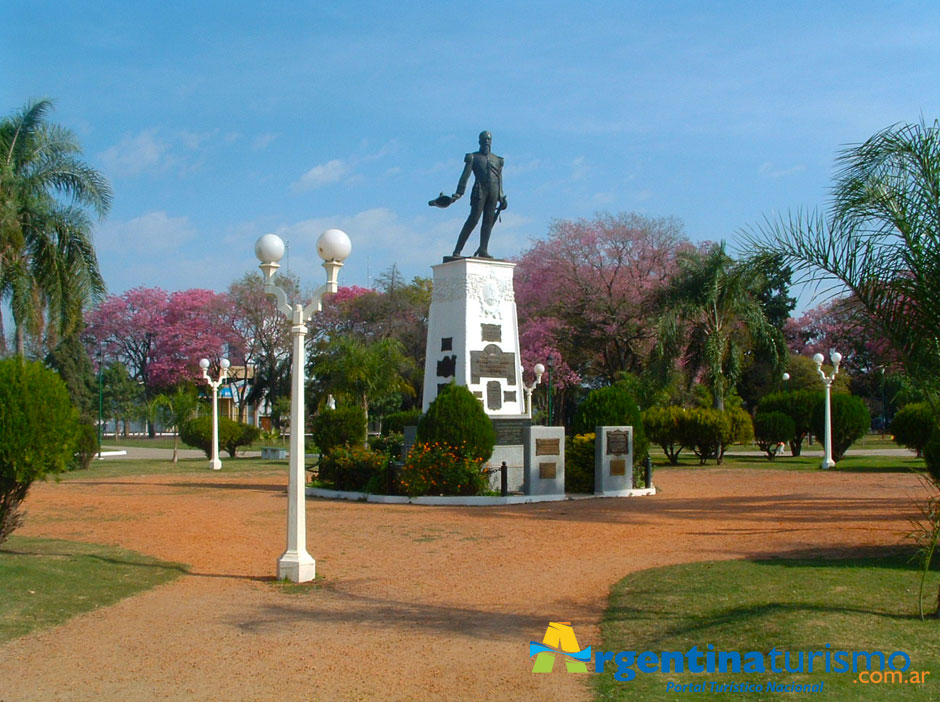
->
[759,162,806,179]
[98,130,170,176]
[291,159,352,192]
[252,133,278,151]
[95,211,197,254]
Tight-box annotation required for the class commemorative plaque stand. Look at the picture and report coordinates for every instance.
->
[422,257,529,490]
[594,425,634,495]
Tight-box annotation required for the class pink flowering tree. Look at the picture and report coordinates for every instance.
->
[514,213,690,386]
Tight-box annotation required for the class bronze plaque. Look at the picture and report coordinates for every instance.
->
[470,344,517,384]
[535,438,560,456]
[492,417,528,445]
[539,462,556,479]
[481,323,502,342]
[606,429,630,456]
[473,391,483,399]
[441,337,452,351]
[486,381,502,410]
[609,459,626,476]
[503,390,516,403]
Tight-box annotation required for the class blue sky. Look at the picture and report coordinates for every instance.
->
[4,1,938,311]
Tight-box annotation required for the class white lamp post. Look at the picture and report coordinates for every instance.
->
[254,228,350,583]
[813,350,842,470]
[523,363,545,418]
[199,358,230,471]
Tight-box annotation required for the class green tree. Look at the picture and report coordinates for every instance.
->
[101,361,143,437]
[152,384,202,463]
[310,335,415,432]
[652,243,786,410]
[0,358,79,545]
[811,393,870,463]
[0,99,112,355]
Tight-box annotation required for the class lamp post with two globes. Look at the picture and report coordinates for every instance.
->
[199,357,231,471]
[254,229,351,583]
[813,350,842,470]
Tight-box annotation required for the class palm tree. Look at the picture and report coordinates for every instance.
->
[151,384,202,463]
[0,98,112,355]
[652,243,785,410]
[311,335,416,432]
[748,120,940,404]
[747,119,940,618]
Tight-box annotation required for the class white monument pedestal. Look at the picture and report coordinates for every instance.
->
[423,258,528,489]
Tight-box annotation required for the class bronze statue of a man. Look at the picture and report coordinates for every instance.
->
[429,131,508,259]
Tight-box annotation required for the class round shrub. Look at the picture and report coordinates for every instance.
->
[682,408,732,465]
[0,358,80,546]
[753,411,796,461]
[564,433,596,493]
[643,406,689,465]
[399,442,489,497]
[922,426,940,485]
[381,409,421,435]
[310,406,366,454]
[891,402,936,457]
[417,383,495,463]
[573,384,649,467]
[369,432,404,461]
[317,444,386,492]
[756,390,820,456]
[180,416,260,458]
[811,393,870,462]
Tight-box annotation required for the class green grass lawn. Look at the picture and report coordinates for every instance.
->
[0,536,187,644]
[652,443,924,474]
[57,456,290,481]
[594,552,940,701]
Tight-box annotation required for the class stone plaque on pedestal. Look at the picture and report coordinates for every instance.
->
[523,426,565,496]
[594,426,634,495]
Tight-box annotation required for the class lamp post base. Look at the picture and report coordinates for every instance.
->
[820,459,835,470]
[277,552,316,583]
[209,458,222,470]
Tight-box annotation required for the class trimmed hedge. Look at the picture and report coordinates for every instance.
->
[318,444,387,492]
[310,406,366,454]
[180,416,260,458]
[381,409,421,435]
[643,405,690,465]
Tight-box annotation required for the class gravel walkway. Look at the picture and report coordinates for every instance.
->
[0,466,928,701]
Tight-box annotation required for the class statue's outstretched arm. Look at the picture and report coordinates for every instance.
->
[454,154,473,198]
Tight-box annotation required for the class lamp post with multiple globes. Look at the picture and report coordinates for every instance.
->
[254,229,351,583]
[813,350,842,470]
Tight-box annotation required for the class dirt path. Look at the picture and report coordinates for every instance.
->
[0,468,928,702]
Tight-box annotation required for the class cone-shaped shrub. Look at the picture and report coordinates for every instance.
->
[416,383,495,462]
[573,384,649,466]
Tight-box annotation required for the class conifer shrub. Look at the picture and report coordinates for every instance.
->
[753,411,796,461]
[922,426,940,485]
[572,384,649,467]
[891,403,936,457]
[811,393,870,462]
[310,406,367,454]
[416,383,495,462]
[0,358,79,546]
[69,416,99,470]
